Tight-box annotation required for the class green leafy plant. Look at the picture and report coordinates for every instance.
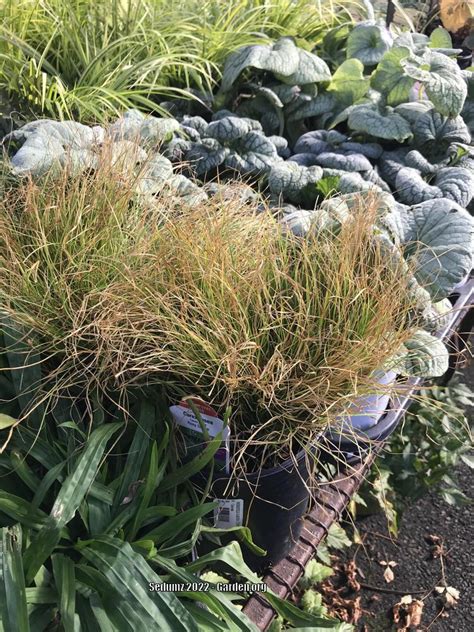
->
[0,0,354,123]
[357,377,474,532]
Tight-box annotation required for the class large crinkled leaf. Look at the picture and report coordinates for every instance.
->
[180,115,209,136]
[219,37,329,93]
[394,101,434,124]
[395,167,443,204]
[393,32,430,54]
[275,47,331,85]
[293,130,347,155]
[288,152,321,167]
[224,131,279,175]
[340,141,383,160]
[399,198,474,300]
[286,94,336,122]
[394,330,449,377]
[347,104,413,141]
[7,120,102,177]
[337,172,386,196]
[313,150,373,172]
[267,135,290,158]
[379,148,410,186]
[136,154,174,194]
[327,59,370,106]
[268,161,323,204]
[401,50,467,117]
[206,116,254,142]
[280,197,349,235]
[371,47,415,105]
[405,150,439,175]
[169,174,209,206]
[164,137,192,162]
[413,108,471,148]
[396,166,474,206]
[435,167,474,207]
[109,109,179,143]
[186,138,229,176]
[346,21,393,65]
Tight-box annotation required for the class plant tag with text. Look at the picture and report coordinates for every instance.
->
[214,499,244,528]
[169,397,230,473]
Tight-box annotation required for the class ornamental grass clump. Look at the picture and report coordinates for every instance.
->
[0,0,354,122]
[0,148,417,465]
[90,195,418,467]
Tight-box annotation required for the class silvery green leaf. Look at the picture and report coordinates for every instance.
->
[379,148,410,186]
[109,110,179,143]
[275,48,331,85]
[180,115,209,135]
[280,209,316,235]
[327,58,370,106]
[267,135,290,158]
[225,131,279,175]
[413,109,471,148]
[163,138,192,162]
[401,50,467,117]
[186,138,228,176]
[179,125,201,142]
[348,104,413,141]
[286,94,337,122]
[346,21,393,65]
[169,174,208,206]
[206,116,254,142]
[371,47,415,105]
[338,172,385,195]
[363,167,392,192]
[271,84,302,105]
[435,167,474,207]
[288,153,321,167]
[313,150,373,172]
[204,182,258,204]
[136,154,174,194]
[405,150,438,175]
[268,161,323,204]
[393,32,429,54]
[294,130,347,155]
[395,330,449,378]
[339,141,383,160]
[400,198,474,300]
[395,167,442,205]
[428,26,453,49]
[139,117,180,143]
[421,298,453,333]
[462,100,474,135]
[394,101,434,124]
[219,38,300,92]
[10,132,66,176]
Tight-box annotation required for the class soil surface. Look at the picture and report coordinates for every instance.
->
[337,463,473,631]
[334,362,473,631]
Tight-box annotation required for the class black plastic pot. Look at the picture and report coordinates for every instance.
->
[194,447,315,571]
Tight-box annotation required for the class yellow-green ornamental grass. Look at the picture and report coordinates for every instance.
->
[0,155,416,466]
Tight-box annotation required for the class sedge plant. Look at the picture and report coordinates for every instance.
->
[0,0,356,123]
[0,148,417,468]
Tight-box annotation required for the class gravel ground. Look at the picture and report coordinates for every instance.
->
[336,362,473,631]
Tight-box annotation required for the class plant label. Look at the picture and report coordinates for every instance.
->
[214,499,244,528]
[169,397,230,473]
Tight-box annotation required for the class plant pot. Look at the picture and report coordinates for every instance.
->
[320,370,399,464]
[194,447,314,571]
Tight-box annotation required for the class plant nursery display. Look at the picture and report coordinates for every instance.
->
[0,0,473,629]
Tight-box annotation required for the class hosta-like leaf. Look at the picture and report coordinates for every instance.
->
[402,50,467,117]
[395,101,434,124]
[413,108,471,148]
[348,104,413,141]
[395,330,449,377]
[340,141,383,160]
[371,47,415,105]
[435,168,474,207]
[405,150,438,175]
[313,150,373,172]
[206,116,254,142]
[220,38,328,93]
[224,131,279,175]
[395,167,442,204]
[180,115,208,136]
[186,138,228,176]
[393,32,429,54]
[294,130,347,155]
[286,94,337,122]
[268,161,323,204]
[346,21,393,65]
[136,154,174,195]
[327,59,370,106]
[109,110,179,143]
[399,198,474,300]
